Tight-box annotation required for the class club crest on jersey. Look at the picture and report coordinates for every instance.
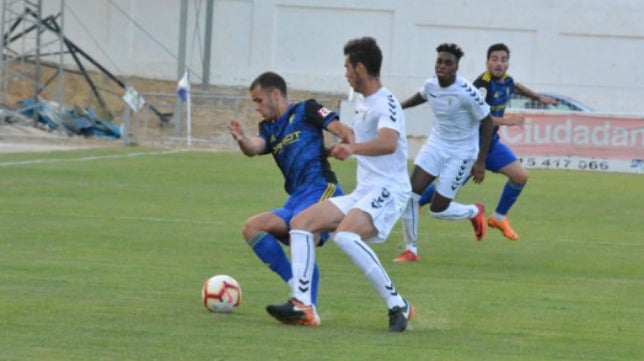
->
[478,87,487,99]
[317,107,331,118]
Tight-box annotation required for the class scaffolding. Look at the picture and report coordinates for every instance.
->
[1,0,216,146]
[1,0,66,113]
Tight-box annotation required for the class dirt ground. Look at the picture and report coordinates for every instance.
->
[1,62,345,153]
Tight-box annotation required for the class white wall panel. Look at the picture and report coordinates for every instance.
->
[30,0,644,113]
[272,5,393,74]
[558,33,644,87]
[212,0,253,68]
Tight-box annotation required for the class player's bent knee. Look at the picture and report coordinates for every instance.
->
[506,165,529,184]
[510,173,528,185]
[242,219,262,241]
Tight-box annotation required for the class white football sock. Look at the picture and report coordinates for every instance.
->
[493,212,506,222]
[400,193,420,254]
[333,231,404,309]
[290,230,316,306]
[430,202,478,220]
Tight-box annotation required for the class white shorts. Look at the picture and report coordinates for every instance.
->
[414,141,475,199]
[329,184,410,244]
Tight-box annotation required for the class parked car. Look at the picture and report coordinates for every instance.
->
[508,93,592,112]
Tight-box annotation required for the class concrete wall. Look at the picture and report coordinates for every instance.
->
[39,0,644,114]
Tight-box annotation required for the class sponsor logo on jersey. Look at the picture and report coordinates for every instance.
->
[272,131,301,155]
[317,107,331,118]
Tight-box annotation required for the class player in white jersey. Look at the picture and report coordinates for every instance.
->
[395,43,495,263]
[266,37,415,333]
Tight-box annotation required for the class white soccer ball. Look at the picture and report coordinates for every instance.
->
[201,275,242,313]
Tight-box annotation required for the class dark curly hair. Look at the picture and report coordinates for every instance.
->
[436,43,464,61]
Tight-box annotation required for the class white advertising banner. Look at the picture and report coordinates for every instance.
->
[500,113,644,174]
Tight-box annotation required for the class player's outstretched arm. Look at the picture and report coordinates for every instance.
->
[330,128,399,160]
[400,92,426,110]
[327,119,355,144]
[493,115,525,127]
[472,114,495,184]
[353,128,399,156]
[228,120,266,156]
[515,83,559,106]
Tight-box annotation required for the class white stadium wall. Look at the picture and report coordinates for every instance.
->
[35,0,642,173]
[42,0,644,116]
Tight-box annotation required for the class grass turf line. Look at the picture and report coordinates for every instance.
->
[0,149,642,361]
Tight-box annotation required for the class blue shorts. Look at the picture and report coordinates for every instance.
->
[271,183,343,246]
[486,138,518,173]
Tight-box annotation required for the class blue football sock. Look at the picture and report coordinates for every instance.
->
[496,180,525,216]
[249,232,292,284]
[418,183,435,207]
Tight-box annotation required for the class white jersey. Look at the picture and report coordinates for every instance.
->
[419,75,490,157]
[352,87,411,191]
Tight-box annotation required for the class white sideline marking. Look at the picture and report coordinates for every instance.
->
[56,212,223,226]
[1,210,223,226]
[0,149,184,167]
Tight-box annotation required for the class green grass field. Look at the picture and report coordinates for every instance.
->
[1,148,642,361]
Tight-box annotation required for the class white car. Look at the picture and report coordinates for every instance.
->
[508,93,592,112]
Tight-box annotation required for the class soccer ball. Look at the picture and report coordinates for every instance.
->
[201,275,242,313]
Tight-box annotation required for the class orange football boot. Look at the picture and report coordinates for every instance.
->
[488,217,519,241]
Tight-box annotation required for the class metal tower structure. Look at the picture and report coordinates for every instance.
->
[1,0,174,130]
[1,0,66,112]
[1,0,215,145]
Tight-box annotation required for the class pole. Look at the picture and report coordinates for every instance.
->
[122,106,131,146]
[57,0,65,110]
[33,0,42,125]
[0,0,6,105]
[186,70,191,148]
[202,0,214,90]
[175,0,188,138]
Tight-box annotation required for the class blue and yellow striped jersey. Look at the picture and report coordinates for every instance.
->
[473,72,515,118]
[257,99,339,195]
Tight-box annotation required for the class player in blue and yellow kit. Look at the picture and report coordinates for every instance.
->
[228,71,354,306]
[396,43,558,262]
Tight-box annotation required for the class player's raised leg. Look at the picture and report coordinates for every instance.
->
[243,214,293,287]
[489,160,527,240]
